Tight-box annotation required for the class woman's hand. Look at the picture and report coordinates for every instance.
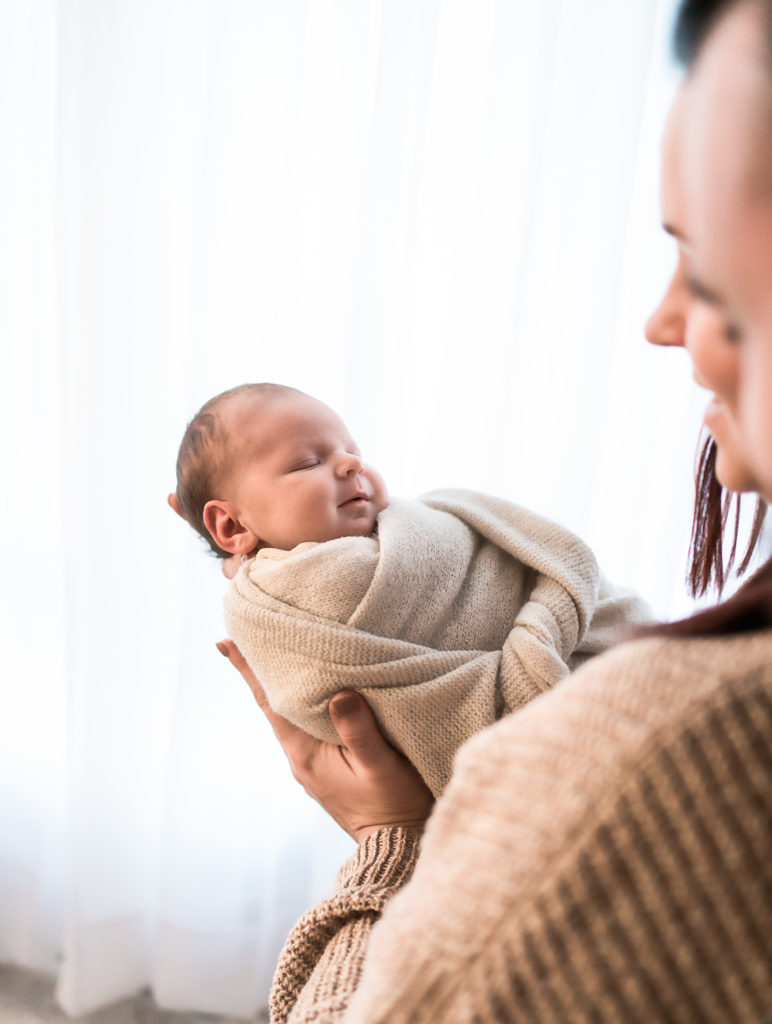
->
[217,640,435,841]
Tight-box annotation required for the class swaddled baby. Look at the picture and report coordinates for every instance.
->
[169,383,651,795]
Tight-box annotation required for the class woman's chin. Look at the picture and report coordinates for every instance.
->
[714,446,760,494]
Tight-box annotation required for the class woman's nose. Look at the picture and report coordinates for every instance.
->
[647,303,683,348]
[646,278,687,348]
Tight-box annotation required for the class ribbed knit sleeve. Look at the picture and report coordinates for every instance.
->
[270,828,421,1024]
[272,632,772,1024]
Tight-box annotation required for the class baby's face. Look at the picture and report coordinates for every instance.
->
[221,391,389,551]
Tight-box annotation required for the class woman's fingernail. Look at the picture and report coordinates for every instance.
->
[215,642,230,658]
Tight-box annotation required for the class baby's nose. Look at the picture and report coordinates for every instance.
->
[338,452,363,476]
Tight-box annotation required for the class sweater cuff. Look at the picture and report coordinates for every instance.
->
[336,827,423,891]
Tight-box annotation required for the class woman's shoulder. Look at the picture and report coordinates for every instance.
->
[571,625,772,695]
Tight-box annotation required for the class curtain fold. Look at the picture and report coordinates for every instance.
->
[0,0,724,1017]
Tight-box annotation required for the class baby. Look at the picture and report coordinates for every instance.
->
[170,382,651,796]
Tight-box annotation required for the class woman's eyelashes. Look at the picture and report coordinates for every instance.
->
[684,274,743,344]
[684,273,715,304]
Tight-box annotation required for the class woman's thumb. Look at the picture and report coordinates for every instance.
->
[329,691,385,766]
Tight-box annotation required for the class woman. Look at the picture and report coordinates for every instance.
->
[220,1,772,1019]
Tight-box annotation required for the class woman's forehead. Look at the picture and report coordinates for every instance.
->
[660,88,690,237]
[681,2,772,295]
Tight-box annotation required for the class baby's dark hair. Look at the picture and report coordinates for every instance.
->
[173,382,300,558]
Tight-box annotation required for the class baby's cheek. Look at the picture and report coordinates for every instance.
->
[372,470,389,506]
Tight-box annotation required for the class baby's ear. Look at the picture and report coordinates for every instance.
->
[203,499,260,555]
[167,492,185,518]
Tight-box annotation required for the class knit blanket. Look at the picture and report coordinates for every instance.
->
[225,489,651,795]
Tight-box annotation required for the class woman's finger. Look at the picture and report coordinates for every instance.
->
[217,639,317,756]
[329,691,392,769]
[217,639,265,704]
[218,644,432,836]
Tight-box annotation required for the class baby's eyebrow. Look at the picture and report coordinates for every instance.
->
[282,445,315,461]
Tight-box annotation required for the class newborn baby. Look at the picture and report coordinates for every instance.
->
[170,382,651,795]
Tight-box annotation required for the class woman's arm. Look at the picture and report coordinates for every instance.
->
[217,640,433,1022]
[271,826,422,1023]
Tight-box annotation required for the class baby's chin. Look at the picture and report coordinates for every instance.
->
[337,517,380,540]
[331,504,387,542]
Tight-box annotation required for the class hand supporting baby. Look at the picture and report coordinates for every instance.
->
[217,640,434,842]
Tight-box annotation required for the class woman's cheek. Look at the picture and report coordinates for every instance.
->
[740,339,772,500]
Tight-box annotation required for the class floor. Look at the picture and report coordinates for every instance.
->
[0,965,268,1024]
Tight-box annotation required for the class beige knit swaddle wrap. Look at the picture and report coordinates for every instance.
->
[225,489,650,795]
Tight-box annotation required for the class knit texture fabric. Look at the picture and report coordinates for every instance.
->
[271,628,772,1023]
[225,490,650,794]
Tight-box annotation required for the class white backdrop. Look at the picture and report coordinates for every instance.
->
[0,0,737,1017]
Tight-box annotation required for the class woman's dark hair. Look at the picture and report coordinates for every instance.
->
[687,434,767,597]
[651,558,772,637]
[674,0,772,69]
[673,0,736,65]
[642,439,770,636]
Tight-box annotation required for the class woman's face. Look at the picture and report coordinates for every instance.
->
[645,90,762,495]
[680,1,772,504]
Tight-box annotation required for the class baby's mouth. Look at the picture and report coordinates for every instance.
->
[339,494,368,508]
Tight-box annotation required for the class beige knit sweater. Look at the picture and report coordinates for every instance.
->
[271,628,772,1023]
[225,490,650,795]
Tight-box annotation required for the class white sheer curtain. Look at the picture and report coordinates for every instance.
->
[0,0,719,1017]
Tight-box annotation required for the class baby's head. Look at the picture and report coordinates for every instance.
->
[170,383,389,559]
